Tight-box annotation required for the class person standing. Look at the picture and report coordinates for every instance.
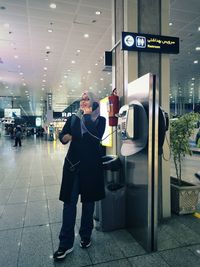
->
[53,92,106,261]
[13,125,22,147]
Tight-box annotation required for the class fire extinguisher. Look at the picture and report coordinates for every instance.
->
[108,88,120,126]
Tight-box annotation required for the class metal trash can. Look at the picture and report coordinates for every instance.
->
[94,155,125,231]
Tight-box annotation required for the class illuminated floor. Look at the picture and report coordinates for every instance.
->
[1,136,200,267]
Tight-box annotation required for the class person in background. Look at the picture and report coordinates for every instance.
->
[13,125,22,147]
[53,91,106,261]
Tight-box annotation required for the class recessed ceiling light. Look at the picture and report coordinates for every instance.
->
[47,29,53,33]
[88,70,91,74]
[42,88,45,91]
[14,55,19,59]
[22,83,26,86]
[19,72,23,75]
[43,67,47,70]
[43,74,47,77]
[42,79,46,82]
[76,49,81,53]
[191,83,194,86]
[194,60,198,64]
[100,78,104,81]
[192,78,195,80]
[17,65,21,68]
[3,23,10,28]
[64,75,68,78]
[50,3,56,9]
[71,60,76,64]
[67,69,71,72]
[95,11,101,15]
[44,58,49,61]
[195,47,200,51]
[46,46,50,50]
[95,63,98,66]
[169,22,173,26]
[84,33,89,38]
[198,26,200,31]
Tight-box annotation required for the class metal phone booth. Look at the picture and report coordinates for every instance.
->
[121,73,159,252]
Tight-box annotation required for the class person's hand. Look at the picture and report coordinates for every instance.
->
[83,107,92,114]
[62,134,72,143]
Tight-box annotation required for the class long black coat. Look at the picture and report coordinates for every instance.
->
[59,114,106,203]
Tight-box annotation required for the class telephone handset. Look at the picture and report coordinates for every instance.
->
[92,102,99,111]
[80,102,99,114]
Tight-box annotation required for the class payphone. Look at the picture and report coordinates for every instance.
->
[118,100,148,156]
[118,102,169,156]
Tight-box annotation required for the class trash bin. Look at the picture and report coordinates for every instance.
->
[94,155,126,231]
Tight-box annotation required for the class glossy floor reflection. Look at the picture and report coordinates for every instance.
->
[0,136,200,267]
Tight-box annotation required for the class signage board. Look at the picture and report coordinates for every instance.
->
[36,117,42,127]
[100,97,112,147]
[122,32,179,54]
[4,108,21,117]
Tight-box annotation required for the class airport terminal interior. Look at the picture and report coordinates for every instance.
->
[0,0,200,266]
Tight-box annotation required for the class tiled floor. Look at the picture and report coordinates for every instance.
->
[1,136,200,267]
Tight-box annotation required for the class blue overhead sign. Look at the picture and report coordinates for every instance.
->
[122,32,179,54]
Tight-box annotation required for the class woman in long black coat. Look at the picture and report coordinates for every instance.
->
[54,92,106,261]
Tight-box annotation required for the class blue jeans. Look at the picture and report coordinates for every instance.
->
[59,175,95,248]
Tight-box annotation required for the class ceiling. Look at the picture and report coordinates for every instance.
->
[0,0,199,116]
[170,0,200,105]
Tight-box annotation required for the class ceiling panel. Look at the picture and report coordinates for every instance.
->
[0,0,200,116]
